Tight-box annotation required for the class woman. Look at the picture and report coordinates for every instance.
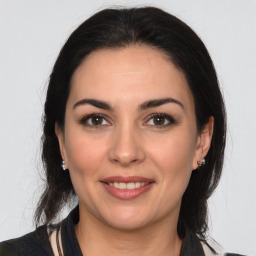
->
[0,6,240,256]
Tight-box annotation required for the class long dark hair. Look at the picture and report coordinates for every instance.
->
[35,7,226,240]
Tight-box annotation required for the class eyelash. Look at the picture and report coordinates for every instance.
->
[79,113,176,128]
[79,113,109,127]
[145,113,176,128]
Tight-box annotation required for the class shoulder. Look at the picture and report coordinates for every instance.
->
[201,240,223,256]
[0,225,54,256]
[201,239,247,256]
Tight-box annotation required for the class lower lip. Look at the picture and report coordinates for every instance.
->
[102,182,154,200]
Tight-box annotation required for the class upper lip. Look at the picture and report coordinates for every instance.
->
[101,176,155,183]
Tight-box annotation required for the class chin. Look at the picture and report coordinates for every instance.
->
[105,217,150,231]
[98,206,155,231]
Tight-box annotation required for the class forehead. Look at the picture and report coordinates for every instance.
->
[69,45,194,110]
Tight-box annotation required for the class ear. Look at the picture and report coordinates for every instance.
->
[192,116,214,170]
[55,123,68,164]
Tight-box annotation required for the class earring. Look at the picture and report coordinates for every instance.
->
[197,158,206,168]
[61,160,67,171]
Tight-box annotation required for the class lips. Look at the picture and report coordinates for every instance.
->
[101,176,154,183]
[107,181,149,189]
[101,176,155,200]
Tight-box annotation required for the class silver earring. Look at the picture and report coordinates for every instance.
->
[197,158,206,168]
[62,160,67,170]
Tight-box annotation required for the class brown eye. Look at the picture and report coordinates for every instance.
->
[80,114,110,127]
[91,116,104,125]
[146,114,176,128]
[152,116,166,125]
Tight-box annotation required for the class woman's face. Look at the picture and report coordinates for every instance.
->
[56,45,212,230]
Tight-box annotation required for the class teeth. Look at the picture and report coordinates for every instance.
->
[107,182,149,189]
[114,182,119,189]
[119,182,127,189]
[127,182,135,189]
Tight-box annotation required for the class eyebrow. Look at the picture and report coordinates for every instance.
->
[73,97,184,111]
[139,98,184,110]
[73,99,111,110]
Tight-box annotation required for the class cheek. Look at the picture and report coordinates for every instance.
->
[65,132,108,177]
[150,133,196,203]
[64,131,109,203]
[148,130,197,174]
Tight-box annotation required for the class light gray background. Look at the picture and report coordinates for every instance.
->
[0,1,255,255]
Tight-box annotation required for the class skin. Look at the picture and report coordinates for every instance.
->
[56,45,214,256]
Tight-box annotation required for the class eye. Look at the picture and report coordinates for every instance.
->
[145,113,176,127]
[80,114,110,127]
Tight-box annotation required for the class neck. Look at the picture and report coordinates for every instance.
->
[75,205,182,256]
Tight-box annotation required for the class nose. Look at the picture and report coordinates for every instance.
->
[108,124,146,167]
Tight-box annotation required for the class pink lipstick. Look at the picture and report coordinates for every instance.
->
[101,176,155,200]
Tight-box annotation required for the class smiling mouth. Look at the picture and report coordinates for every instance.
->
[101,176,155,199]
[103,182,150,190]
